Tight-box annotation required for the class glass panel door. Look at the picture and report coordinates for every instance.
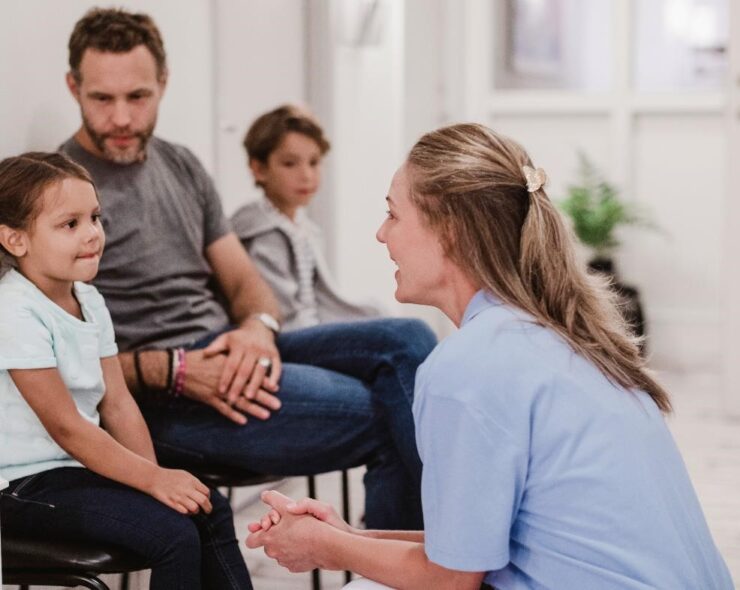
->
[493,0,612,91]
[634,0,729,91]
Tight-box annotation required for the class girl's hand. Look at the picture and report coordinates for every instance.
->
[147,468,212,515]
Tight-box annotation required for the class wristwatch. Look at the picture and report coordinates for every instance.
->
[252,312,281,335]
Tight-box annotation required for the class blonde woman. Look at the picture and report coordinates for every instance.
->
[246,124,732,590]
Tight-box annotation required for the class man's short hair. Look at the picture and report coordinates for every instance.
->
[244,104,331,164]
[68,7,167,83]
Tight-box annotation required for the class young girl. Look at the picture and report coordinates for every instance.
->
[231,104,380,331]
[0,152,251,590]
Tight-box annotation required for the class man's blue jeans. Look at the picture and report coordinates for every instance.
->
[1,467,250,590]
[141,318,437,531]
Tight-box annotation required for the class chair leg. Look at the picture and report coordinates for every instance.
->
[307,474,321,590]
[76,575,111,590]
[120,570,130,590]
[341,469,352,584]
[341,469,350,523]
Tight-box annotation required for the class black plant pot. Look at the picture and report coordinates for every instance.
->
[588,257,646,354]
[588,257,615,275]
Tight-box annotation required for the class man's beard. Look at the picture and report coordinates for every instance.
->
[82,115,156,165]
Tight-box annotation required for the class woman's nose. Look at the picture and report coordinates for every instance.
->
[376,220,387,243]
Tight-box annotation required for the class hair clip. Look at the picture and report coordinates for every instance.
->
[522,165,547,193]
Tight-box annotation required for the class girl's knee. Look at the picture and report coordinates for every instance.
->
[204,488,235,526]
[155,512,201,562]
[196,488,240,541]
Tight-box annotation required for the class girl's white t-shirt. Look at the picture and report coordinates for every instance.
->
[0,269,118,482]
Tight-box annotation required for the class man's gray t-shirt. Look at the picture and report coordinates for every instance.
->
[60,137,231,351]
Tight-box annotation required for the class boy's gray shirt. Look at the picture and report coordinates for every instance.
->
[60,137,231,351]
[231,198,379,331]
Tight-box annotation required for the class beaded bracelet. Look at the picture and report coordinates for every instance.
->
[172,347,186,397]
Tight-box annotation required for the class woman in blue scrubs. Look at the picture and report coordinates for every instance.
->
[246,123,733,590]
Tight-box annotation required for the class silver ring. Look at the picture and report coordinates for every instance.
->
[257,357,272,369]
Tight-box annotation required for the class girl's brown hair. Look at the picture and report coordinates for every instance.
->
[0,152,94,257]
[407,123,670,412]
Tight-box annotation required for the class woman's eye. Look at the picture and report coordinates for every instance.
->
[65,220,77,229]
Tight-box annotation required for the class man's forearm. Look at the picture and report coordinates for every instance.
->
[119,350,169,394]
[230,272,281,326]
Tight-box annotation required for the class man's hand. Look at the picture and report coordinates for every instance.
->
[246,490,332,573]
[183,349,281,425]
[203,322,282,404]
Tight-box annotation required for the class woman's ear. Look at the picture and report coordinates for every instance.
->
[0,225,28,257]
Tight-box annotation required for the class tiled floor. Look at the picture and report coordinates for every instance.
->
[4,371,739,589]
[660,372,740,587]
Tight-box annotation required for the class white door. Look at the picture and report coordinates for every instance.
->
[723,0,740,415]
[452,0,731,377]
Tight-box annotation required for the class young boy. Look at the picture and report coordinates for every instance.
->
[231,104,380,330]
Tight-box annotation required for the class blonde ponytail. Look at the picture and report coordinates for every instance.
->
[407,124,671,413]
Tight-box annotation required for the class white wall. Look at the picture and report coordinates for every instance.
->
[213,0,307,215]
[307,0,407,314]
[722,1,740,415]
[0,0,215,170]
[622,114,724,372]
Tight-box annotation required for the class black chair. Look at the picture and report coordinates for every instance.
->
[2,466,348,590]
[2,536,147,590]
[1,466,284,590]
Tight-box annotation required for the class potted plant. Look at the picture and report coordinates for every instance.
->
[558,153,651,273]
[558,154,654,344]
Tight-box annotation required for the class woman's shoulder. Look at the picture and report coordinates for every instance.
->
[418,301,570,405]
[443,300,559,362]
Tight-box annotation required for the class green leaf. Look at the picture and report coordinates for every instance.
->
[556,153,655,256]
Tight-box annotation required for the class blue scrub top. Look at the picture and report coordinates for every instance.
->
[413,290,732,590]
